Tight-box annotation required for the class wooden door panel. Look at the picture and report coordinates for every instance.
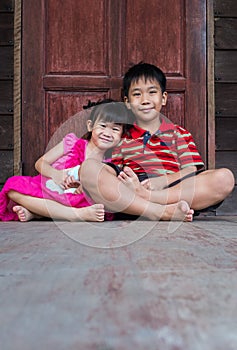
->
[124,0,184,75]
[46,0,108,74]
[162,93,185,127]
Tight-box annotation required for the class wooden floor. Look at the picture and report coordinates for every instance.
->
[0,215,237,350]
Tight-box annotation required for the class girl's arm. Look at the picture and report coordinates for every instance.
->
[35,141,68,187]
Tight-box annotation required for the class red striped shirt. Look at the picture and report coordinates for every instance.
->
[112,117,204,177]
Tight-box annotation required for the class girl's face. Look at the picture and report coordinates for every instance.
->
[125,78,167,126]
[87,118,123,151]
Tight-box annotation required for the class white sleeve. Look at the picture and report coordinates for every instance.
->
[66,165,80,180]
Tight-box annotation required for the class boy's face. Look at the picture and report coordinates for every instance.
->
[124,78,167,126]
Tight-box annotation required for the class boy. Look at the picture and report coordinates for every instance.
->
[80,63,234,215]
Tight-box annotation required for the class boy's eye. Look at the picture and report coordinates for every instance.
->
[149,90,158,94]
[132,92,141,97]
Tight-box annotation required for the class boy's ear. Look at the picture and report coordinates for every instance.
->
[87,120,93,131]
[162,92,168,106]
[124,96,131,109]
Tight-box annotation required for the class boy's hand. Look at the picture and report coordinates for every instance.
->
[140,179,155,191]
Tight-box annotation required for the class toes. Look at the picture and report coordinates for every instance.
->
[94,204,104,210]
[179,200,190,213]
[185,213,193,222]
[13,205,21,213]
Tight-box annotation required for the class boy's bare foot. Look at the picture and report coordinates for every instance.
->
[72,204,105,222]
[118,166,150,199]
[147,200,194,221]
[164,200,194,221]
[13,205,38,222]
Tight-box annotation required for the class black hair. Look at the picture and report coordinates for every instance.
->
[82,99,133,141]
[123,62,167,98]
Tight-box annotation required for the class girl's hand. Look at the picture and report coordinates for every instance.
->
[74,184,83,194]
[51,169,69,188]
[63,175,80,189]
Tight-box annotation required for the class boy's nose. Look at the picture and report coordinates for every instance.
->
[141,93,150,104]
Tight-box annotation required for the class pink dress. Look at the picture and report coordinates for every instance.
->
[0,133,98,221]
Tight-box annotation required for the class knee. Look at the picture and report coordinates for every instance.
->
[80,159,99,186]
[215,168,235,196]
[8,190,17,201]
[80,159,110,189]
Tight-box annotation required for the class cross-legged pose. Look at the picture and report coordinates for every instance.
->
[80,63,235,216]
[1,99,194,223]
[1,99,194,222]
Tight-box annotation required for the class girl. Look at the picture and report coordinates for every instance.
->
[0,101,130,222]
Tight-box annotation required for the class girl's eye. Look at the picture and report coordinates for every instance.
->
[113,127,122,132]
[99,123,106,128]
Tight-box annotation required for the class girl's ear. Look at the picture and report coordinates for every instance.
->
[124,96,131,109]
[162,91,168,106]
[87,120,93,131]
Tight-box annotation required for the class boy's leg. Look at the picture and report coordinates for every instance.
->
[80,159,194,221]
[149,168,234,210]
[117,166,235,210]
[8,191,105,222]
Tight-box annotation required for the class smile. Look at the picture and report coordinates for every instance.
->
[139,107,153,113]
[99,138,112,143]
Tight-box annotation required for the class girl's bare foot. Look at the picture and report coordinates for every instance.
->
[118,166,150,199]
[147,200,194,221]
[13,205,39,222]
[72,204,105,222]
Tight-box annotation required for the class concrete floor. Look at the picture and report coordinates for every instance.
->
[0,215,237,350]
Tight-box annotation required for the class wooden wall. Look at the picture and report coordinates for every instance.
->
[214,0,237,214]
[0,0,14,189]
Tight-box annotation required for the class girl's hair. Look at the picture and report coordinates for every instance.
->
[82,99,133,140]
[123,62,167,98]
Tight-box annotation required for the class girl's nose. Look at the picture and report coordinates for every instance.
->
[103,127,112,137]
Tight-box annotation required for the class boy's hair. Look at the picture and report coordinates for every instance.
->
[123,62,167,98]
[82,99,132,140]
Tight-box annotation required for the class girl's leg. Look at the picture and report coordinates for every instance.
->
[80,159,194,221]
[8,191,105,222]
[13,205,41,222]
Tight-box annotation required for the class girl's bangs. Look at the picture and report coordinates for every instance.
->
[95,103,129,125]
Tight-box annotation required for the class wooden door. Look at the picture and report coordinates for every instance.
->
[22,0,207,175]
